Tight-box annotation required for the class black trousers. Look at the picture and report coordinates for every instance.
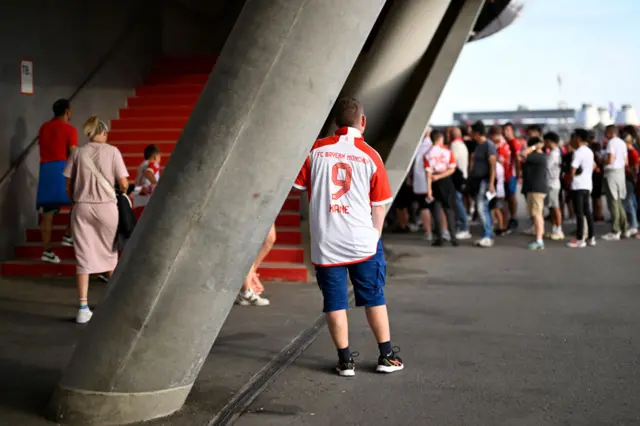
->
[429,178,457,241]
[571,189,594,240]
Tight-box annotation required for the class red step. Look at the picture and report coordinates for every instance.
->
[111,142,177,154]
[110,129,183,142]
[275,212,301,227]
[26,226,302,245]
[127,95,199,108]
[111,118,189,130]
[146,74,209,85]
[120,106,194,119]
[42,210,301,227]
[136,85,204,97]
[15,244,304,264]
[0,261,308,282]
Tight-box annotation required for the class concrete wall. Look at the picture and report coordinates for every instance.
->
[162,0,246,56]
[0,0,162,259]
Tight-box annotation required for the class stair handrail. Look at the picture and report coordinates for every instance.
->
[0,0,155,188]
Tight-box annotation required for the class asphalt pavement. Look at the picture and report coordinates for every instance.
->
[235,230,640,426]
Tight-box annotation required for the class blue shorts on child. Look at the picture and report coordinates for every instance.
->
[315,239,386,313]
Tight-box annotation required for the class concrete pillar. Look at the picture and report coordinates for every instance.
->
[326,0,452,142]
[49,1,386,424]
[382,0,485,195]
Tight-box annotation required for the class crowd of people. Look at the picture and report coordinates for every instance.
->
[36,99,272,323]
[390,121,640,249]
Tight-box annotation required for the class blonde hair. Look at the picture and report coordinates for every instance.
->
[83,116,109,140]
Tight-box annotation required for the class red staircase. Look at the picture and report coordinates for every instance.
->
[0,56,309,282]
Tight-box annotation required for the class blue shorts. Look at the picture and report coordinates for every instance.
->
[506,176,518,196]
[315,240,386,313]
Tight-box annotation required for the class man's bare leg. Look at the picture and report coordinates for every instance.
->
[249,224,277,294]
[41,213,54,252]
[420,208,432,237]
[327,309,349,350]
[365,305,390,344]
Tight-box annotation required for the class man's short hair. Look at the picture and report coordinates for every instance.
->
[489,125,502,137]
[574,128,589,142]
[527,136,542,147]
[52,99,70,117]
[471,120,486,136]
[503,122,514,130]
[527,124,542,134]
[543,131,560,144]
[144,144,160,160]
[334,97,363,128]
[430,129,443,142]
[605,124,617,135]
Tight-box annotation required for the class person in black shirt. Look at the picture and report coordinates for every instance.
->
[521,137,548,250]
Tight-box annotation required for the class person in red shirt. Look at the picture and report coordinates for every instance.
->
[36,99,77,264]
[503,122,522,231]
[622,128,639,234]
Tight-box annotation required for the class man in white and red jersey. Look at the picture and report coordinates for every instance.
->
[293,97,404,377]
[425,130,458,246]
[503,122,523,231]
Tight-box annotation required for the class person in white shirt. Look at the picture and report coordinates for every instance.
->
[567,129,596,248]
[412,130,435,240]
[490,161,506,235]
[449,127,471,239]
[602,125,629,240]
[544,132,564,240]
[294,97,403,377]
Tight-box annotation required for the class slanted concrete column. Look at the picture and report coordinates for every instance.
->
[324,0,452,141]
[49,0,387,424]
[384,0,485,195]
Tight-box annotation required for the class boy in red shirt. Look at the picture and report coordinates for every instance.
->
[36,99,77,264]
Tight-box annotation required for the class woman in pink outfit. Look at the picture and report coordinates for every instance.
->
[63,116,129,323]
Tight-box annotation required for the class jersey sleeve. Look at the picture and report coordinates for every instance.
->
[293,155,310,190]
[448,150,457,169]
[370,154,393,207]
[68,126,79,151]
[423,154,431,173]
[147,161,161,175]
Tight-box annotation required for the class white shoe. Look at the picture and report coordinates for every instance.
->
[76,308,93,324]
[523,227,535,236]
[475,238,494,248]
[236,289,270,307]
[602,232,621,241]
[61,235,74,247]
[624,228,638,238]
[567,239,586,248]
[587,237,597,247]
[407,223,419,232]
[41,250,61,264]
[423,232,433,242]
[455,230,472,240]
[442,230,451,241]
[549,231,565,241]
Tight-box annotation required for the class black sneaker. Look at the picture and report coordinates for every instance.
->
[336,351,359,377]
[431,239,443,247]
[377,346,404,373]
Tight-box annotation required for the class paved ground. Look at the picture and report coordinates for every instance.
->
[235,229,640,426]
[1,226,639,425]
[0,277,321,425]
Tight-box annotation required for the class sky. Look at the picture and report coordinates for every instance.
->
[431,0,640,124]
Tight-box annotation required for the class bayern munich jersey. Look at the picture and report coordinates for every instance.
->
[294,127,393,266]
